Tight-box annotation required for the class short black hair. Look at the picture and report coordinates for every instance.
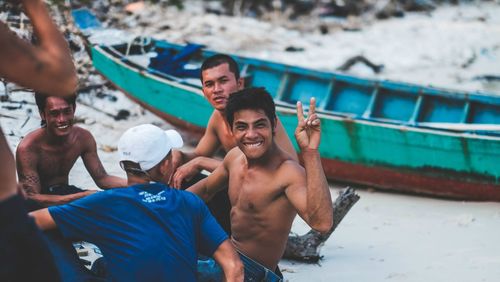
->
[34,92,77,127]
[200,54,240,82]
[225,87,276,130]
[34,92,77,113]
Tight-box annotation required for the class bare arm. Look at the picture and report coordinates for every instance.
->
[0,0,77,96]
[81,131,126,189]
[285,98,333,233]
[171,113,222,187]
[30,208,57,230]
[170,156,222,189]
[184,112,223,161]
[186,149,236,201]
[212,240,244,282]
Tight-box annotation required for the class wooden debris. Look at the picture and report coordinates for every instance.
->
[100,145,117,153]
[337,55,384,74]
[283,187,360,262]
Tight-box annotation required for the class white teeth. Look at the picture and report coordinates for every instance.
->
[57,125,69,129]
[246,142,262,147]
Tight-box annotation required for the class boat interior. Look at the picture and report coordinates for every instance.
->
[102,39,500,136]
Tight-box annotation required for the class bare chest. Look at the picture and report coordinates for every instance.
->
[37,146,81,177]
[228,168,286,213]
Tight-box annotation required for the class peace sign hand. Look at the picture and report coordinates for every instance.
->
[295,97,321,150]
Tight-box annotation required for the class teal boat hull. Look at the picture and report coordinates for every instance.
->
[89,42,500,201]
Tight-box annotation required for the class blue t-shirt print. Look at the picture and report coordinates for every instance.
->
[49,182,227,282]
[139,189,166,203]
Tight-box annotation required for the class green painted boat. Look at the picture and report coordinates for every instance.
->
[73,9,500,201]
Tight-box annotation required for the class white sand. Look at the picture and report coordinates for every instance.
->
[282,188,500,282]
[122,1,500,95]
[1,2,500,281]
[4,89,499,281]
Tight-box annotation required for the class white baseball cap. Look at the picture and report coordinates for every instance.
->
[118,124,183,171]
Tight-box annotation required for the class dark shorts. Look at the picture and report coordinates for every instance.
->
[25,184,85,212]
[197,251,283,282]
[43,184,86,196]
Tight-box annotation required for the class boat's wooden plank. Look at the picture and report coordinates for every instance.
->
[409,91,424,124]
[274,73,290,101]
[461,101,471,123]
[417,122,500,131]
[362,85,380,119]
[316,79,335,111]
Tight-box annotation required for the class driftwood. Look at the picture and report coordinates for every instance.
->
[283,187,360,262]
[337,55,384,74]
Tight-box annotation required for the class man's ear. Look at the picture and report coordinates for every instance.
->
[201,87,209,99]
[38,110,47,127]
[237,77,244,90]
[39,110,46,122]
[159,155,172,177]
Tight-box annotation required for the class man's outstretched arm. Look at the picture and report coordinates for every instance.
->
[81,130,127,189]
[170,113,222,188]
[0,0,77,96]
[285,98,333,233]
[29,208,57,231]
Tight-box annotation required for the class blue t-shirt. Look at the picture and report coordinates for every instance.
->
[49,183,227,282]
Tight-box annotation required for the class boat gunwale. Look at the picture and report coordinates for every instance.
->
[93,44,500,140]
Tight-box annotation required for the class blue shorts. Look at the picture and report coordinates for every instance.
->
[197,251,283,282]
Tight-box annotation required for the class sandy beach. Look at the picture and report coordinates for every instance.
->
[1,1,500,281]
[3,87,499,281]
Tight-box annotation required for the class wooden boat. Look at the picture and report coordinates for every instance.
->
[73,9,500,201]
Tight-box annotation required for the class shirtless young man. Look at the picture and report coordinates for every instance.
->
[16,93,127,210]
[188,88,333,279]
[170,54,298,233]
[0,0,77,280]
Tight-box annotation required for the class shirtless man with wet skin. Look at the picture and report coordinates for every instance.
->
[188,88,333,276]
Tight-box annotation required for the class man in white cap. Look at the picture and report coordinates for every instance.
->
[29,124,243,282]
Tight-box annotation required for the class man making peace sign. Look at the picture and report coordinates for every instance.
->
[188,87,333,281]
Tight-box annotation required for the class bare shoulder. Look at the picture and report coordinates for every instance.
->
[279,158,304,173]
[223,147,244,167]
[277,158,305,183]
[71,126,97,152]
[73,126,96,141]
[224,147,243,161]
[17,129,44,154]
[206,111,221,129]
